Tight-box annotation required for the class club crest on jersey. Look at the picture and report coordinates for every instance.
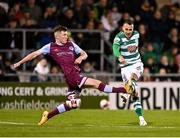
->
[54,49,58,52]
[69,46,74,51]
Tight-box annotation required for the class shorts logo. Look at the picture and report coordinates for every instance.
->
[136,66,141,70]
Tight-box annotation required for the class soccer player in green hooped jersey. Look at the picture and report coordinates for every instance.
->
[112,19,147,126]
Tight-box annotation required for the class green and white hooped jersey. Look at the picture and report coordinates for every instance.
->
[113,30,142,68]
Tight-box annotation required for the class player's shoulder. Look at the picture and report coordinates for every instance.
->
[131,30,140,39]
[116,31,124,38]
[133,30,140,35]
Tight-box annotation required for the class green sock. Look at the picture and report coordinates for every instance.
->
[135,108,143,117]
[133,97,143,117]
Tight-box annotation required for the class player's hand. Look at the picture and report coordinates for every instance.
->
[128,46,137,53]
[11,62,21,70]
[118,56,127,64]
[74,57,82,64]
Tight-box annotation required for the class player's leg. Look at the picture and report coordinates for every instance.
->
[121,62,143,103]
[120,67,132,105]
[129,79,147,126]
[132,95,147,126]
[83,77,128,93]
[38,91,81,125]
[129,62,147,126]
[38,72,84,125]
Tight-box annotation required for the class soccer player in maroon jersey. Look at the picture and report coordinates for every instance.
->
[12,25,131,125]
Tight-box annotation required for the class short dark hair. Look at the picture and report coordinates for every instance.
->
[123,19,134,25]
[53,25,68,33]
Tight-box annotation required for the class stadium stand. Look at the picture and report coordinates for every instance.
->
[0,0,179,82]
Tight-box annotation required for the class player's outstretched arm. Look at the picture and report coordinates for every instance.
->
[12,49,42,69]
[74,50,88,64]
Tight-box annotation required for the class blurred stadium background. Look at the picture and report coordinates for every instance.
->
[0,0,180,137]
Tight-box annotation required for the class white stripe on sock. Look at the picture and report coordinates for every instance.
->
[78,77,87,88]
[134,105,142,110]
[104,85,113,93]
[57,104,66,113]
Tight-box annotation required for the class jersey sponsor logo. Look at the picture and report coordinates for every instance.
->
[57,51,73,56]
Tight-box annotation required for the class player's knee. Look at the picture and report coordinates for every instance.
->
[131,73,138,81]
[65,98,81,109]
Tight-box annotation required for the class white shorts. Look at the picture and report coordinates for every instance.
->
[121,62,144,82]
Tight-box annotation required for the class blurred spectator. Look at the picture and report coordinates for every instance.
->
[145,56,157,73]
[0,18,22,61]
[97,21,109,40]
[116,0,150,15]
[72,0,89,28]
[163,27,179,52]
[22,17,39,49]
[1,18,22,49]
[9,2,24,23]
[41,4,57,28]
[110,4,121,24]
[86,9,99,27]
[101,11,118,33]
[160,2,180,25]
[165,45,179,66]
[22,0,42,23]
[155,68,171,82]
[158,55,171,73]
[81,21,100,50]
[141,67,152,82]
[167,46,179,73]
[140,0,155,24]
[82,61,95,73]
[118,12,132,26]
[49,65,62,82]
[93,0,109,21]
[138,23,150,48]
[142,42,158,65]
[0,1,9,13]
[149,9,167,44]
[166,10,179,32]
[0,4,8,27]
[32,58,50,82]
[57,7,78,29]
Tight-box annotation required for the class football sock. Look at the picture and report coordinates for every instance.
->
[47,103,71,119]
[98,83,126,93]
[133,96,143,117]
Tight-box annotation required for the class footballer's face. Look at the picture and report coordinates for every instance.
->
[55,31,68,44]
[122,23,134,38]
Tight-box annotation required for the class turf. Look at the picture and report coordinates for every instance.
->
[0,109,180,137]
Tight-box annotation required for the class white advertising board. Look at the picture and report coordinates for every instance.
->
[109,82,180,110]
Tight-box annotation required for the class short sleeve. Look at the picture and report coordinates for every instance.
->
[72,41,82,54]
[40,43,51,54]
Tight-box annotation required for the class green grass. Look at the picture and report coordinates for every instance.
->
[0,109,180,137]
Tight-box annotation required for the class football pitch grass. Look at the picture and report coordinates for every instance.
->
[0,109,180,137]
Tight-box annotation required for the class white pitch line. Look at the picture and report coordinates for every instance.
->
[0,121,177,129]
[83,125,176,129]
[0,121,34,125]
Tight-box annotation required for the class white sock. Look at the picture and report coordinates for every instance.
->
[139,116,145,121]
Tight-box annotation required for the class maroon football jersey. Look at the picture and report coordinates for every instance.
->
[50,42,81,76]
